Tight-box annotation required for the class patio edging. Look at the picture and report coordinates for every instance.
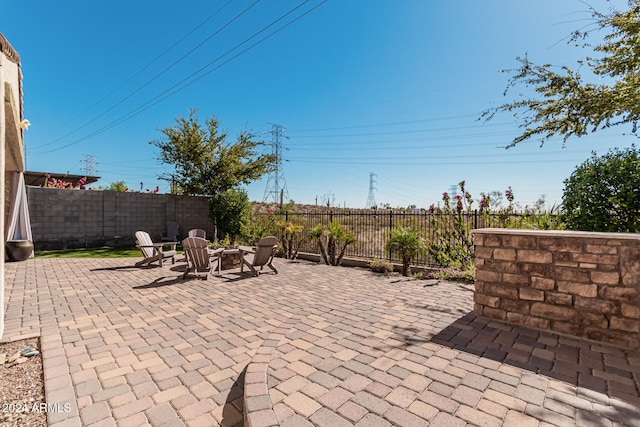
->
[244,314,305,427]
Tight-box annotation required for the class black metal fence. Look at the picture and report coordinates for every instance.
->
[254,209,560,267]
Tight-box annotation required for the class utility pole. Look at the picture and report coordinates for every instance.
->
[262,123,290,204]
[366,172,377,209]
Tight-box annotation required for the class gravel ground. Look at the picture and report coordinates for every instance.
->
[0,337,46,427]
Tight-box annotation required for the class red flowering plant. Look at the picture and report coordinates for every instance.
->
[428,180,475,270]
[42,174,87,190]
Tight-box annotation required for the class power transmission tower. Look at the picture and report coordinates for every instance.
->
[80,155,97,176]
[366,172,377,208]
[262,123,289,204]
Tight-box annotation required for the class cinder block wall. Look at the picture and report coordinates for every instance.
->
[473,228,640,349]
[27,187,213,249]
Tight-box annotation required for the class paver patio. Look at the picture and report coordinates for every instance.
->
[2,257,640,426]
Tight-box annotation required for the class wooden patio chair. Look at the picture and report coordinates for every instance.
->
[135,231,177,267]
[182,236,223,279]
[188,228,206,239]
[161,222,180,242]
[241,236,279,276]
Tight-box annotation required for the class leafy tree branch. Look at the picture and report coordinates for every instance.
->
[483,1,640,147]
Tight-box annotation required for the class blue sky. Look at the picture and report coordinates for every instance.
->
[3,0,633,209]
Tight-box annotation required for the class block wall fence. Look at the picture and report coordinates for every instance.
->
[473,228,640,349]
[27,187,213,249]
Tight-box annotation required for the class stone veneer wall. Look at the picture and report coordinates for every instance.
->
[473,228,640,349]
[27,187,213,249]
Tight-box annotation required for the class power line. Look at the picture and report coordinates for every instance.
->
[287,113,479,133]
[28,0,236,148]
[33,0,328,155]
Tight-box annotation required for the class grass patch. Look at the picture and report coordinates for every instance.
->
[35,246,143,258]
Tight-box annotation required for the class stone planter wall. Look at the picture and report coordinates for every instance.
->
[473,228,640,349]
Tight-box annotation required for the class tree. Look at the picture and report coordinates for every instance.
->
[562,146,640,232]
[309,221,355,266]
[151,110,275,195]
[94,180,128,192]
[277,220,304,260]
[483,2,640,147]
[209,188,252,243]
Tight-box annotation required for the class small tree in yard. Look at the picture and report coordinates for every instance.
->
[562,146,640,232]
[309,221,355,266]
[151,109,275,196]
[209,188,252,243]
[386,227,427,276]
[277,220,304,260]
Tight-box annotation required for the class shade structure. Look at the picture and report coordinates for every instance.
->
[6,171,33,257]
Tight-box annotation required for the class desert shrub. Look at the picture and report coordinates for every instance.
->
[369,258,394,274]
[422,266,475,283]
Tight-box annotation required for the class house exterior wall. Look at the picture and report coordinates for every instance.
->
[473,228,640,349]
[0,33,24,339]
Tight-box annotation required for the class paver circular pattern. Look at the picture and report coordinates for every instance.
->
[3,258,640,426]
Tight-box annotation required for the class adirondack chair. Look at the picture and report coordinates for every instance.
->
[135,231,177,267]
[182,236,223,279]
[161,222,180,242]
[241,236,278,276]
[188,228,206,239]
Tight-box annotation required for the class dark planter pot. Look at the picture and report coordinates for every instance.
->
[6,240,34,262]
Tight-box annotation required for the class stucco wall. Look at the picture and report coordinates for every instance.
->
[1,33,24,340]
[27,187,213,249]
[473,228,640,349]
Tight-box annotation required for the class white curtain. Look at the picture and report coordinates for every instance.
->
[5,171,33,257]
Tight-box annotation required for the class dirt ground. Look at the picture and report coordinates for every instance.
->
[0,337,46,427]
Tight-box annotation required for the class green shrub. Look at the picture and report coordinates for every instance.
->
[562,146,640,232]
[209,188,252,243]
[386,227,427,276]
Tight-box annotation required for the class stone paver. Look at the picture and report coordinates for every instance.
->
[3,257,640,426]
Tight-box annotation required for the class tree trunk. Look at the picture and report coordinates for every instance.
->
[402,259,410,276]
[318,239,329,265]
[336,243,349,266]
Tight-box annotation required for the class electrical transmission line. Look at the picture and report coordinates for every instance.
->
[263,123,289,204]
[366,172,377,208]
[34,0,328,155]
